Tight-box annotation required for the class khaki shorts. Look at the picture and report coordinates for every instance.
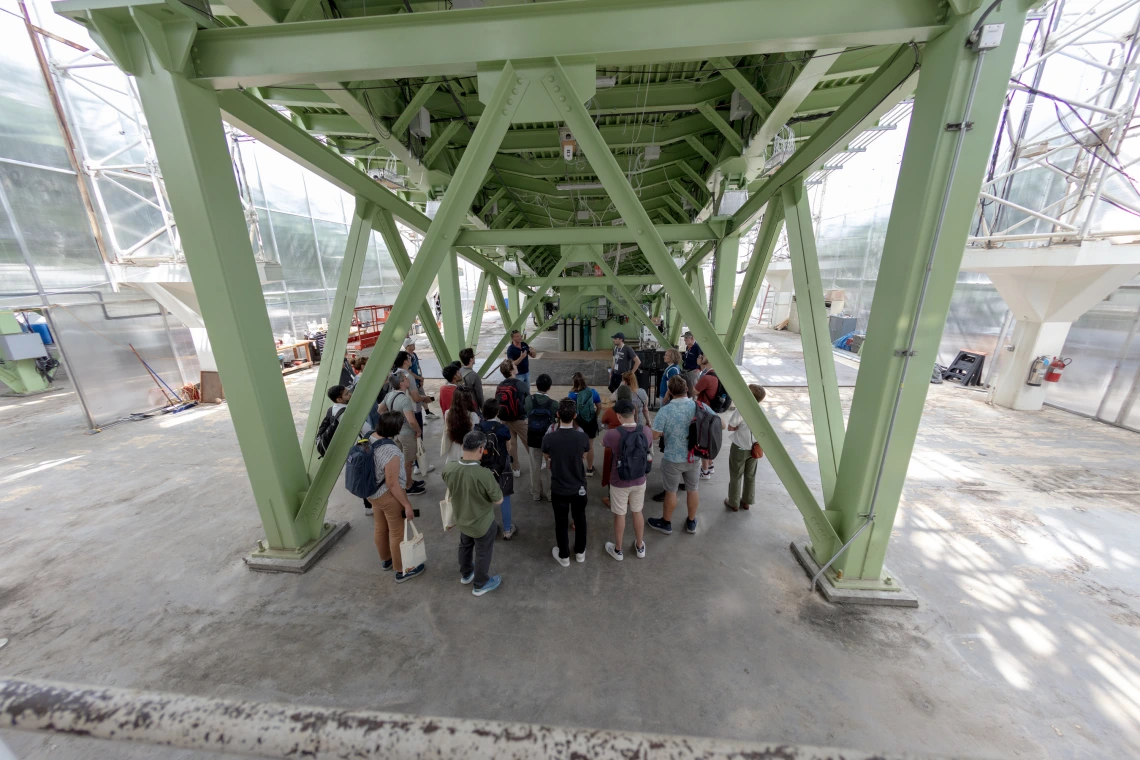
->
[662,458,699,493]
[397,435,417,465]
[610,483,646,516]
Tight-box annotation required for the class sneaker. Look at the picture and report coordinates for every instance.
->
[512,469,521,477]
[685,518,698,534]
[413,464,436,475]
[365,506,374,516]
[700,469,712,480]
[533,494,543,502]
[575,551,586,563]
[605,542,624,561]
[647,517,672,535]
[395,563,425,582]
[502,525,517,540]
[651,490,666,503]
[406,483,427,496]
[460,571,474,585]
[633,541,646,559]
[381,559,393,571]
[412,479,426,488]
[708,464,715,475]
[586,467,596,477]
[473,574,501,596]
[552,546,569,567]
[424,410,439,419]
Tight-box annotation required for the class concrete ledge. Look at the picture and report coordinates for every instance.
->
[790,542,919,608]
[244,520,350,574]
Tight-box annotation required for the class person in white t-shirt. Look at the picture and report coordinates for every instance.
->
[724,383,767,512]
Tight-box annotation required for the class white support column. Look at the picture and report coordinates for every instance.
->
[765,260,795,328]
[992,321,1072,410]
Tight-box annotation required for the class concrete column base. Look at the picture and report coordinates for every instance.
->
[991,321,1071,411]
[791,542,918,607]
[244,520,350,573]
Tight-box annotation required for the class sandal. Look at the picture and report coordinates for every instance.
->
[723,498,739,513]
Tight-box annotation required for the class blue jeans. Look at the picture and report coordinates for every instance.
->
[499,494,513,530]
[515,372,530,394]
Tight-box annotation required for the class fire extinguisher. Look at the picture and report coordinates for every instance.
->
[1045,356,1071,383]
[1027,356,1049,386]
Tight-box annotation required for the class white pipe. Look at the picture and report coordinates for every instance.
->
[978,191,1079,230]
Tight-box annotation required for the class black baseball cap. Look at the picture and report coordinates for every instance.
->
[612,332,626,340]
[614,399,635,415]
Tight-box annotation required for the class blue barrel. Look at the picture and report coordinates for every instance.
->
[29,322,53,345]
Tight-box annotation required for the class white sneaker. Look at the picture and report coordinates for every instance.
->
[700,469,712,480]
[552,546,569,567]
[575,551,586,563]
[512,469,521,477]
[633,541,646,559]
[365,507,373,516]
[605,542,624,561]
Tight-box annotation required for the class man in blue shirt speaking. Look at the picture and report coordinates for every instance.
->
[681,331,702,388]
[505,329,536,394]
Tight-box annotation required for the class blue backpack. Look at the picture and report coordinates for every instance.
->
[345,437,395,499]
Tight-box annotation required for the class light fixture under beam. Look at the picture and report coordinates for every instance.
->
[556,182,605,191]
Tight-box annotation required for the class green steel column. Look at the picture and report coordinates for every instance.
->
[783,179,845,505]
[301,198,376,476]
[543,59,839,556]
[828,3,1030,584]
[440,248,465,355]
[667,292,682,346]
[488,276,510,332]
[690,268,708,315]
[581,246,670,347]
[478,257,566,376]
[295,61,528,535]
[373,209,452,365]
[467,271,489,349]
[709,235,740,344]
[726,197,784,355]
[508,280,521,322]
[118,30,316,550]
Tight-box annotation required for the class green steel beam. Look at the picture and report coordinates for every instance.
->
[479,256,565,376]
[224,0,280,24]
[696,103,744,154]
[684,135,719,168]
[676,160,709,191]
[657,207,682,225]
[670,181,705,217]
[456,224,716,247]
[440,248,465,356]
[667,289,682,346]
[125,31,316,550]
[390,77,441,137]
[727,44,920,237]
[544,58,839,556]
[467,271,489,349]
[587,251,670,348]
[301,198,376,477]
[507,279,520,321]
[726,195,783,354]
[478,186,508,218]
[282,0,322,24]
[296,60,528,536]
[452,113,715,153]
[828,3,1029,583]
[214,90,516,283]
[373,208,452,365]
[680,240,717,275]
[709,235,740,341]
[492,145,700,179]
[708,56,773,120]
[487,275,510,337]
[422,119,464,167]
[181,0,949,88]
[522,275,661,286]
[783,179,845,505]
[505,215,525,230]
[691,267,708,314]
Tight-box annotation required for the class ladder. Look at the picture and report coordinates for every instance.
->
[756,282,773,327]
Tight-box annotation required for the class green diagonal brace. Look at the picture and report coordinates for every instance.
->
[391,77,442,138]
[709,56,773,120]
[684,135,718,168]
[440,248,465,355]
[479,186,507,218]
[697,102,744,153]
[467,271,489,349]
[294,60,529,536]
[670,181,705,218]
[544,58,838,556]
[726,195,784,354]
[423,119,464,168]
[677,160,709,191]
[478,256,565,376]
[301,197,376,477]
[583,248,670,347]
[783,178,846,505]
[373,208,452,366]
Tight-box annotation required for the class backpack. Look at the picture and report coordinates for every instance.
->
[345,437,393,498]
[478,420,510,477]
[615,424,650,481]
[527,395,555,448]
[459,366,479,392]
[496,380,524,420]
[688,402,723,461]
[704,370,732,413]
[575,388,596,422]
[315,407,346,458]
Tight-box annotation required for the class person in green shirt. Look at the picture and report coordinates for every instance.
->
[441,430,504,596]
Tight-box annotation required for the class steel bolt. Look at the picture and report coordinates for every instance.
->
[885,577,894,585]
[547,75,554,82]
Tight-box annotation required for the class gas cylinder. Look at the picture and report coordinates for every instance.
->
[1027,356,1048,386]
[1045,356,1070,383]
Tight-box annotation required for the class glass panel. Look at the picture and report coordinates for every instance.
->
[0,191,37,295]
[304,172,348,223]
[313,219,348,289]
[0,11,70,169]
[255,143,309,216]
[269,210,323,292]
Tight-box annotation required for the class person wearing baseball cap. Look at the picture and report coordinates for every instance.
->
[609,332,640,393]
[602,398,652,561]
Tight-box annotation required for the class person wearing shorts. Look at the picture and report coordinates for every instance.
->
[602,399,652,561]
[647,375,700,535]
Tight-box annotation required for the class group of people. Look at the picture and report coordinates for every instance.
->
[331,328,766,596]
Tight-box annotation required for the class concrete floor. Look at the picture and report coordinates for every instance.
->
[2,323,1140,759]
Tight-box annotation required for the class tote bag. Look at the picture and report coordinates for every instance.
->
[400,519,427,572]
[439,490,456,531]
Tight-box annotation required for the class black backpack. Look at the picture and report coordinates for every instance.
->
[616,424,650,481]
[478,420,510,477]
[496,380,524,420]
[527,395,555,448]
[315,407,346,458]
[688,402,723,461]
[705,370,732,413]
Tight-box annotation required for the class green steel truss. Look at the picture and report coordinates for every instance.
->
[54,0,1031,585]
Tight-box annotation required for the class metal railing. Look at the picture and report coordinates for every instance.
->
[0,678,949,760]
